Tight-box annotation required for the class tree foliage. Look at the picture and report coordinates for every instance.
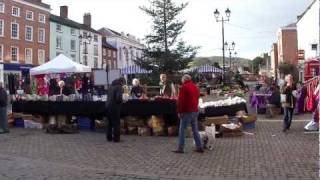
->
[136,0,198,74]
[250,56,265,74]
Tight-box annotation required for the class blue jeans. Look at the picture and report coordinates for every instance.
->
[283,107,293,130]
[177,112,202,151]
[0,107,8,131]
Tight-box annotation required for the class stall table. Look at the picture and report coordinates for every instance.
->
[12,99,177,117]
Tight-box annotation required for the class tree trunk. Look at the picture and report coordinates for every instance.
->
[163,0,168,53]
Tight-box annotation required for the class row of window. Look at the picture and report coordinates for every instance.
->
[56,25,77,36]
[0,20,45,43]
[0,3,46,23]
[56,37,76,51]
[103,49,117,58]
[0,45,45,64]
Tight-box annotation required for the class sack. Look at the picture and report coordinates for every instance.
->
[280,94,287,103]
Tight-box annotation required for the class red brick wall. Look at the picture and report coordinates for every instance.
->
[279,29,298,65]
[0,0,50,66]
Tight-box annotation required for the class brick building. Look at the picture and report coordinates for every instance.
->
[277,23,298,66]
[102,37,117,70]
[0,0,50,92]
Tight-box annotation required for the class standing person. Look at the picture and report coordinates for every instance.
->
[173,74,203,153]
[0,82,8,134]
[159,74,176,98]
[105,78,125,142]
[281,74,296,132]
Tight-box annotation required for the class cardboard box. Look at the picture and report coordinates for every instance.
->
[32,115,45,124]
[138,127,151,136]
[239,115,257,124]
[204,115,228,126]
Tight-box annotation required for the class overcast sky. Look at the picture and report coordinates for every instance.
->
[43,0,314,59]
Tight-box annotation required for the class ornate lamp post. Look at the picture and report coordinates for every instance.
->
[214,8,231,80]
[225,41,235,71]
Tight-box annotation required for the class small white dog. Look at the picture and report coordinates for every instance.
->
[195,125,215,150]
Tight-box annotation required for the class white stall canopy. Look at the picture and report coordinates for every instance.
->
[30,54,91,75]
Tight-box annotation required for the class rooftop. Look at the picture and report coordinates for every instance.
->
[23,0,50,9]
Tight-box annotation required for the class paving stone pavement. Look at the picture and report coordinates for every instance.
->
[0,118,318,180]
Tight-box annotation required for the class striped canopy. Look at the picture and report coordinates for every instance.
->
[120,65,152,75]
[181,65,223,74]
[197,65,224,73]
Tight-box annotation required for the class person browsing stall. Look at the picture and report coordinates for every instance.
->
[130,78,144,99]
[173,74,203,153]
[105,77,126,142]
[159,74,176,98]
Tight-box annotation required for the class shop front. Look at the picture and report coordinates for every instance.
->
[1,63,34,94]
[304,57,320,82]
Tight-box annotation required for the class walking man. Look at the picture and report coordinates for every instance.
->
[173,74,203,153]
[106,78,125,142]
[0,82,8,134]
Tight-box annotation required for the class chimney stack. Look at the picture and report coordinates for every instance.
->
[60,6,68,18]
[83,13,91,27]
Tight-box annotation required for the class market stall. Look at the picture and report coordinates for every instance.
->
[30,54,91,75]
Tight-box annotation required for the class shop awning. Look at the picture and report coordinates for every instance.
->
[181,65,223,74]
[30,54,91,75]
[120,65,152,75]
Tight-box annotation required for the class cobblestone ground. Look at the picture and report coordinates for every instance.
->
[0,115,318,180]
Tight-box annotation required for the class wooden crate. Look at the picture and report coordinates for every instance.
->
[203,115,228,126]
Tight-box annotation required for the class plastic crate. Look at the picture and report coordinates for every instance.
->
[14,118,24,128]
[77,117,95,131]
[242,121,256,129]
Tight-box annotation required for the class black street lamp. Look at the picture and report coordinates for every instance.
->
[214,8,231,80]
[225,41,235,71]
[79,32,92,65]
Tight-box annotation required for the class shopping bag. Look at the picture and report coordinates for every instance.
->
[280,94,287,103]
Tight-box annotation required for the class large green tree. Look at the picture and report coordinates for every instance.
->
[136,0,198,74]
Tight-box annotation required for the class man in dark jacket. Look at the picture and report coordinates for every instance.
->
[0,82,8,134]
[105,78,125,142]
[173,74,203,153]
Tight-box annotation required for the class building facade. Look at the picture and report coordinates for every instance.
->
[297,0,319,59]
[296,0,320,81]
[270,43,278,79]
[50,6,80,62]
[277,23,298,66]
[0,0,50,91]
[102,37,117,70]
[98,28,144,70]
[79,13,102,69]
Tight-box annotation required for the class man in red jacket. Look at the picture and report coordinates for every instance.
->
[173,74,203,153]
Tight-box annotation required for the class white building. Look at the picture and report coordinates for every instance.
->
[98,28,144,69]
[296,0,320,81]
[297,0,320,59]
[79,14,102,69]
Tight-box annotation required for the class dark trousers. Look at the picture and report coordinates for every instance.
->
[106,108,120,142]
[283,107,293,130]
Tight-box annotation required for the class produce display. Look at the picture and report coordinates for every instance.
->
[199,97,246,109]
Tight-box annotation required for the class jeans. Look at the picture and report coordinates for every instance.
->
[106,107,121,142]
[177,112,202,150]
[283,107,293,130]
[0,107,8,132]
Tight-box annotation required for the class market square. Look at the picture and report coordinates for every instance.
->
[0,0,319,179]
